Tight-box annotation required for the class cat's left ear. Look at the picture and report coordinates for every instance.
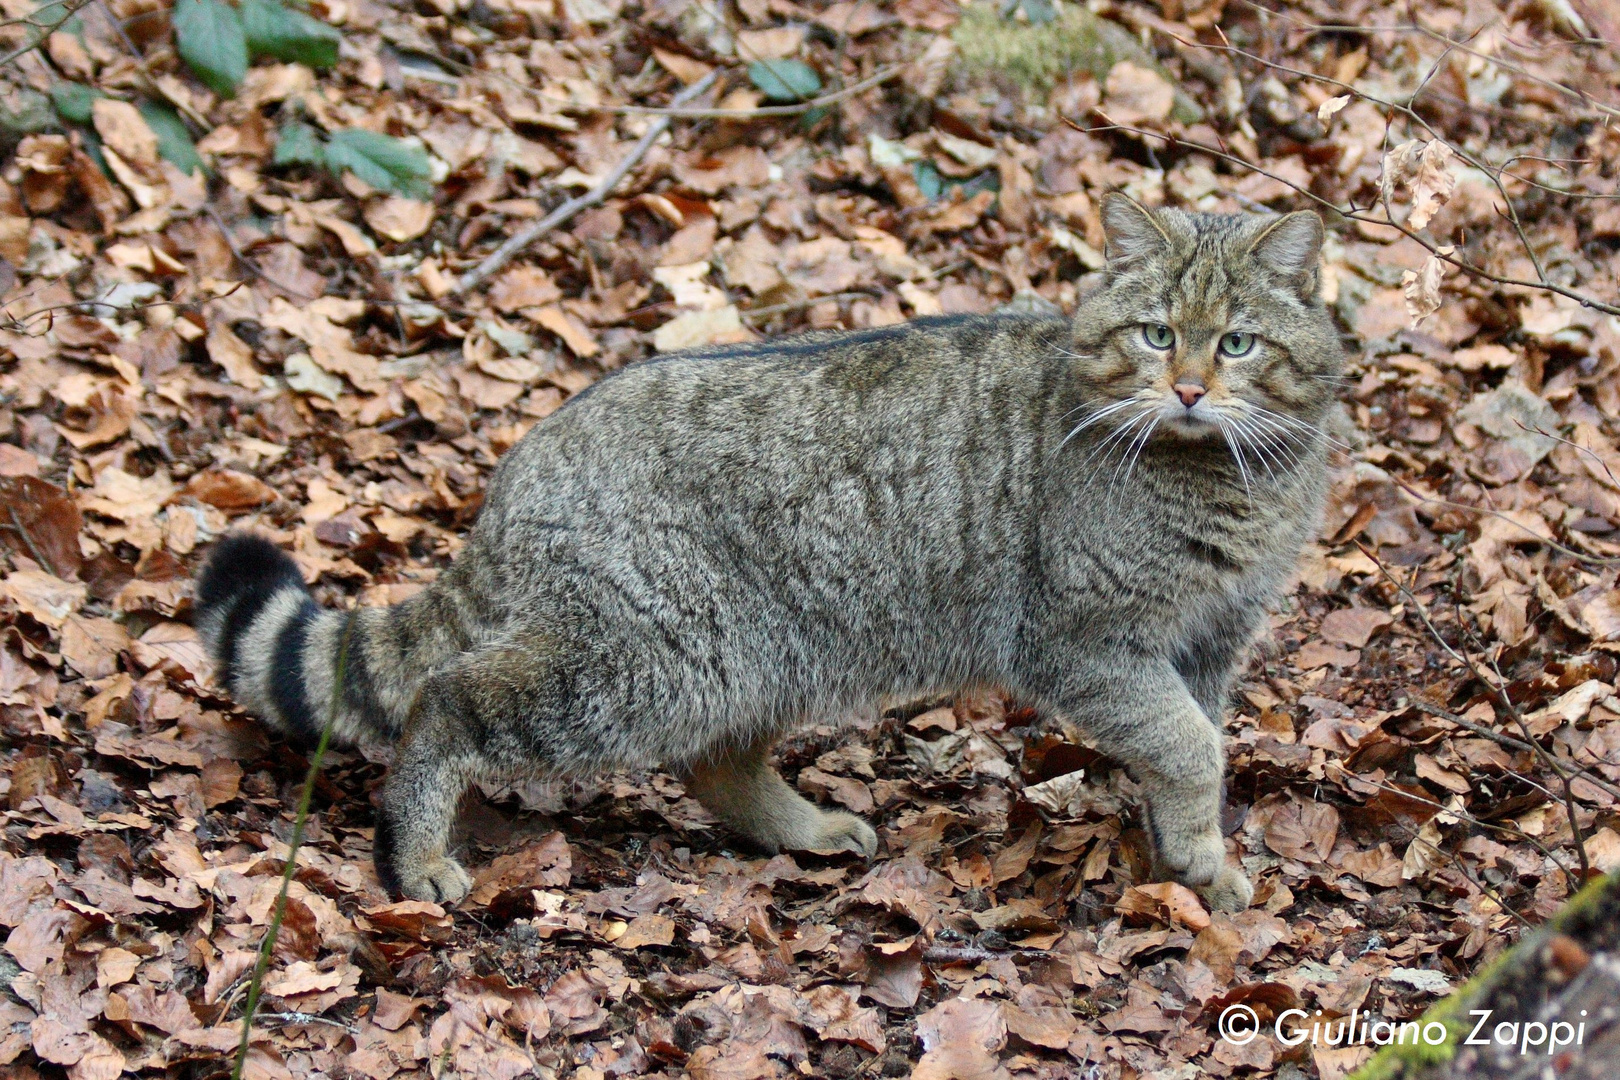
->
[1249,211,1324,296]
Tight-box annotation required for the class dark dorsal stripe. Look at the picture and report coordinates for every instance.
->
[340,613,391,739]
[217,583,290,697]
[269,599,322,748]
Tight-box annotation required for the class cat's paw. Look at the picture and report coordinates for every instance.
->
[1197,864,1254,912]
[813,810,878,858]
[393,855,472,904]
[1154,827,1226,886]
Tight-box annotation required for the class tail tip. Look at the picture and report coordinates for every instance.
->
[195,533,306,614]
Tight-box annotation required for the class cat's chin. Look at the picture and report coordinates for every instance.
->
[1160,413,1225,441]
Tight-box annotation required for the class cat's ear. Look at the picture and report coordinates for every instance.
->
[1100,192,1171,266]
[1249,211,1324,294]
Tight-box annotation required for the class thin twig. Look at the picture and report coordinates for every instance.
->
[253,1012,359,1033]
[231,617,354,1080]
[922,945,1052,964]
[457,70,720,295]
[0,0,97,66]
[5,506,57,578]
[611,64,903,118]
[741,291,878,322]
[1073,120,1620,318]
[1409,698,1620,802]
[1410,700,1538,754]
[1357,542,1593,881]
[1323,760,1568,914]
[0,286,242,336]
[203,205,320,302]
[1389,476,1620,567]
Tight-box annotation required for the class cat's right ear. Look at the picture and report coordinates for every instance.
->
[1100,192,1172,267]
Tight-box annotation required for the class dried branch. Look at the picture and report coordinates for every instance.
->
[456,69,720,296]
[1074,120,1620,319]
[1357,542,1593,881]
[203,205,320,303]
[0,0,97,67]
[610,64,903,118]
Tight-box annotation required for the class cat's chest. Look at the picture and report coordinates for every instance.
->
[1136,507,1303,625]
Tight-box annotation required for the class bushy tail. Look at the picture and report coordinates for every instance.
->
[194,534,471,748]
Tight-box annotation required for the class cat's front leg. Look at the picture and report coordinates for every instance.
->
[1040,655,1252,911]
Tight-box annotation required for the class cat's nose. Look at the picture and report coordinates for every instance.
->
[1173,379,1206,407]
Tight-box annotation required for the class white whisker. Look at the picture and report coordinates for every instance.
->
[1228,411,1299,474]
[1117,415,1161,499]
[1214,416,1254,508]
[1228,415,1286,484]
[1078,404,1152,464]
[1059,397,1136,442]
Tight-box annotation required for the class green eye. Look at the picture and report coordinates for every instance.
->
[1143,324,1175,349]
[1219,331,1255,357]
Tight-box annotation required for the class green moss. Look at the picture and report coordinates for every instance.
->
[1350,873,1620,1080]
[951,2,1201,122]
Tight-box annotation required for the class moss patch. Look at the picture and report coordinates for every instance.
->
[1349,872,1620,1080]
[951,2,1202,122]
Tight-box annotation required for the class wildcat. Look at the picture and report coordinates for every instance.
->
[195,194,1341,910]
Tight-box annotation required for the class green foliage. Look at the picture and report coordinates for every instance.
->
[138,100,206,176]
[913,159,1000,203]
[173,0,249,96]
[0,85,56,134]
[953,2,1202,122]
[274,118,325,166]
[49,82,103,125]
[323,128,433,198]
[748,59,821,103]
[241,0,341,69]
[275,122,435,198]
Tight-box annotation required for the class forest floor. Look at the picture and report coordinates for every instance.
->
[1,0,1619,1077]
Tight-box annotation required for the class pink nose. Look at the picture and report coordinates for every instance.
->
[1173,381,1206,407]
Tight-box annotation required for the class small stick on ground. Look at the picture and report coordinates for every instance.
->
[457,70,720,296]
[204,205,321,302]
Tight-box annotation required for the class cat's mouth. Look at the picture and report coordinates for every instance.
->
[1156,397,1225,439]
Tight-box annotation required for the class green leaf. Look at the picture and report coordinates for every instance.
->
[1017,0,1057,23]
[323,128,433,198]
[913,159,944,202]
[0,86,56,134]
[80,129,111,177]
[173,0,248,97]
[137,100,206,176]
[273,118,325,166]
[747,59,821,103]
[50,82,104,125]
[241,0,340,69]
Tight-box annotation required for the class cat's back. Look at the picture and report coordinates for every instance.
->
[484,313,1068,511]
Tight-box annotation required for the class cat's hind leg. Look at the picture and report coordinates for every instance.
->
[374,638,574,903]
[681,738,878,858]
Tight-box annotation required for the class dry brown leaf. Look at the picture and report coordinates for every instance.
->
[531,304,600,358]
[1401,253,1446,326]
[185,469,277,510]
[365,197,436,242]
[1264,798,1340,863]
[1318,606,1395,648]
[91,99,159,170]
[1103,62,1175,125]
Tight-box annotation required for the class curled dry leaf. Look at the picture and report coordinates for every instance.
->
[1401,252,1445,326]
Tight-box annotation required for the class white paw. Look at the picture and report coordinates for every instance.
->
[1155,827,1226,885]
[1198,864,1254,912]
[812,810,879,858]
[396,855,473,904]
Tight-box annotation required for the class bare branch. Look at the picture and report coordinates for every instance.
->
[456,69,720,295]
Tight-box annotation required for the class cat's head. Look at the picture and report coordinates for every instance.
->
[1067,194,1342,454]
